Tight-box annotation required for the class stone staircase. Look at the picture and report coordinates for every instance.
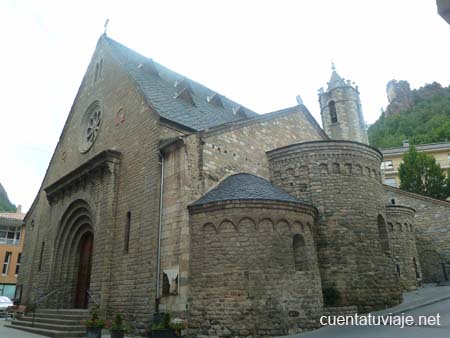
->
[5,308,89,337]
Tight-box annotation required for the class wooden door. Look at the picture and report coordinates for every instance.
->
[75,233,93,308]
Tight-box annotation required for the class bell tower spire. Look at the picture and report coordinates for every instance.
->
[318,65,368,144]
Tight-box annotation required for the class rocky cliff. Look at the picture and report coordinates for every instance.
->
[386,80,414,115]
[369,81,450,149]
[386,80,449,116]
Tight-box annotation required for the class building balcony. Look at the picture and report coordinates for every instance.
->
[0,239,20,246]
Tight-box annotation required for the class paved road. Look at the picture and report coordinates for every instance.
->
[0,320,43,338]
[293,298,450,338]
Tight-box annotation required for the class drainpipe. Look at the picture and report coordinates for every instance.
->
[155,151,165,312]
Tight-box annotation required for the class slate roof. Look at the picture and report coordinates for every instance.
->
[191,173,308,206]
[104,36,259,131]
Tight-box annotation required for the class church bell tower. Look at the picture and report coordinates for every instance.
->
[318,64,368,144]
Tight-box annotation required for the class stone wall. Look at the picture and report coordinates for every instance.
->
[189,200,322,337]
[323,306,358,317]
[200,107,325,192]
[156,108,326,315]
[385,205,421,290]
[158,135,202,313]
[268,140,402,312]
[384,186,450,283]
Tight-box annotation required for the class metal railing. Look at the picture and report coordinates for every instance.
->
[86,289,100,307]
[31,288,61,326]
[28,288,100,326]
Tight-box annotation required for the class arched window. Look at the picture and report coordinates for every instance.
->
[377,215,390,255]
[332,163,340,174]
[293,234,308,271]
[329,100,337,123]
[124,212,131,254]
[94,62,99,82]
[99,58,103,77]
[162,272,170,296]
[38,241,45,272]
[413,257,420,279]
[395,263,401,276]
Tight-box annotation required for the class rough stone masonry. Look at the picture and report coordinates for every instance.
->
[18,35,450,337]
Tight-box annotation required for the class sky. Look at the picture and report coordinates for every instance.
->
[0,0,449,212]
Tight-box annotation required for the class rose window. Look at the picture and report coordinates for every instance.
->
[80,102,102,153]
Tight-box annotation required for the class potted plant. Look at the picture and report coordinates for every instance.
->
[148,313,187,338]
[110,313,128,338]
[148,313,174,338]
[81,306,106,338]
[169,317,187,337]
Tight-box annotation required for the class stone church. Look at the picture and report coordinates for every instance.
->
[19,34,450,336]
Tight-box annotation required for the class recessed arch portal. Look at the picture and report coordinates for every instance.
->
[52,200,95,308]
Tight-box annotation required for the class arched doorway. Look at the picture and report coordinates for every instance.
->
[52,200,95,308]
[75,232,93,308]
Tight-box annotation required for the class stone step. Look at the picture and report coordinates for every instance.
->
[5,324,85,338]
[11,319,85,332]
[17,315,84,325]
[36,308,90,316]
[27,312,89,321]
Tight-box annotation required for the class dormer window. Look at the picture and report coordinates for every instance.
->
[174,78,195,106]
[329,100,337,123]
[137,59,159,77]
[207,93,224,108]
[232,106,247,118]
[174,88,195,106]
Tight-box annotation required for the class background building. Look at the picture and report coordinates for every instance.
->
[0,206,25,299]
[381,141,450,187]
[437,0,450,24]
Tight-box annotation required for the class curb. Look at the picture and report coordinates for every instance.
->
[384,294,450,316]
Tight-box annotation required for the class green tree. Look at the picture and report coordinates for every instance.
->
[398,146,450,200]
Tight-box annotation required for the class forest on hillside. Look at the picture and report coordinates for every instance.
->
[368,83,450,149]
[0,183,16,212]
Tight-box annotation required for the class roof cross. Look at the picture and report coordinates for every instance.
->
[104,19,110,35]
